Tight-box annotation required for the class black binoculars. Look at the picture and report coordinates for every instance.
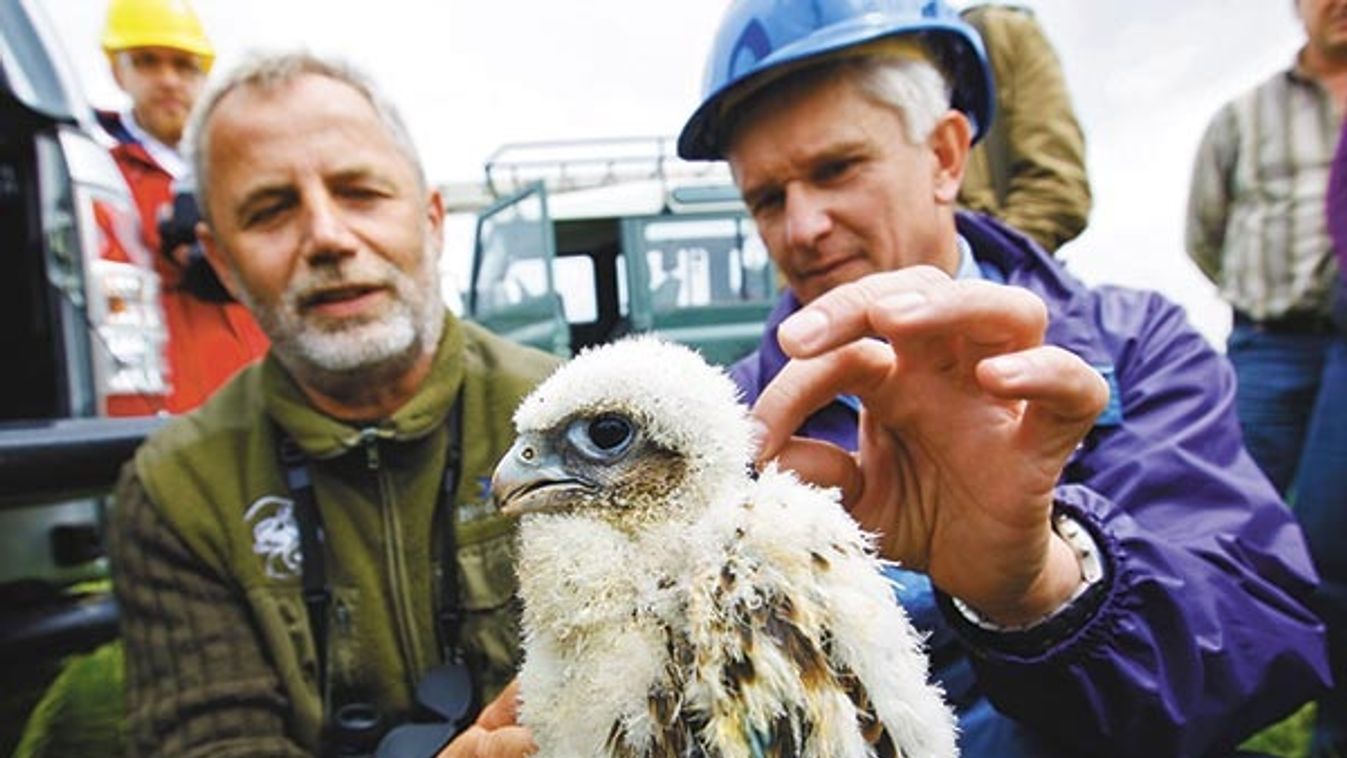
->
[324,661,476,758]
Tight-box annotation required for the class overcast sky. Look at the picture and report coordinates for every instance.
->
[39,0,1306,345]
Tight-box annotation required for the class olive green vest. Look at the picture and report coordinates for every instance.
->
[133,316,558,751]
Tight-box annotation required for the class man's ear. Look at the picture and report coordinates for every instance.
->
[929,110,972,206]
[109,52,128,91]
[196,221,243,301]
[425,187,446,249]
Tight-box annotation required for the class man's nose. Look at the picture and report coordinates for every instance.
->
[300,194,359,262]
[783,185,833,251]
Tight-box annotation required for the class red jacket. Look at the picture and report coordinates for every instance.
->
[99,112,269,416]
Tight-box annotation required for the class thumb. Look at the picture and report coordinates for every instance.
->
[770,436,863,506]
[476,679,522,730]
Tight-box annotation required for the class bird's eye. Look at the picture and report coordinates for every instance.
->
[589,416,631,450]
[566,413,635,461]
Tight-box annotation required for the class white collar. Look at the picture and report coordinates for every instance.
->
[120,106,189,181]
[952,234,982,281]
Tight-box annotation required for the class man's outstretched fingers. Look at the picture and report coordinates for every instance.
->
[868,278,1049,352]
[777,266,951,357]
[977,346,1109,456]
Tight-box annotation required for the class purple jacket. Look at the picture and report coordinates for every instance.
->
[1330,117,1347,277]
[730,212,1330,757]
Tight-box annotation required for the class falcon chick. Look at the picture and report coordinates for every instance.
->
[493,336,957,758]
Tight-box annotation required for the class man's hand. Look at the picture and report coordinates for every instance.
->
[167,243,193,268]
[436,680,537,758]
[752,266,1108,626]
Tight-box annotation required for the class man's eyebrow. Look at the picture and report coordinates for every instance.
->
[810,139,870,165]
[327,166,394,187]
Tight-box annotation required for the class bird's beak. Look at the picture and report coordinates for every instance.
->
[493,434,594,517]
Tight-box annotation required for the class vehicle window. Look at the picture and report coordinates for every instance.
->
[552,255,597,323]
[638,216,770,311]
[616,253,628,314]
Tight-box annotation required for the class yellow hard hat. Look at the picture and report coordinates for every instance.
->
[101,0,214,72]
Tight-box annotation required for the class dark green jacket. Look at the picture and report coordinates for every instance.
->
[959,4,1091,253]
[109,316,558,757]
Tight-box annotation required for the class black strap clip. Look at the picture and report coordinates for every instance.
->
[278,436,331,689]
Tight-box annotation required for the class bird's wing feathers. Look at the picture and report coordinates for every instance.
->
[605,624,710,758]
[678,465,957,758]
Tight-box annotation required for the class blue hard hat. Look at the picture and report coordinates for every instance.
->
[677,0,994,160]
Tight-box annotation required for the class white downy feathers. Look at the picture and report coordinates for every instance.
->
[493,336,958,758]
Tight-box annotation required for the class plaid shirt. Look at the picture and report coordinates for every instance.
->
[1186,57,1342,320]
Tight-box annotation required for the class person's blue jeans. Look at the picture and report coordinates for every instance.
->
[1228,323,1347,757]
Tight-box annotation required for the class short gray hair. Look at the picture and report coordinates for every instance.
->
[851,56,952,144]
[184,50,426,221]
[726,51,952,152]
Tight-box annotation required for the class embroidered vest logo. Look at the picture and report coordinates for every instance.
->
[244,495,302,580]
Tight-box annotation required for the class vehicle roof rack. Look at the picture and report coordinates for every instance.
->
[440,137,739,214]
[494,135,733,195]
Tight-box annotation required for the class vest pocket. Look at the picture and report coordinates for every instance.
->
[454,514,517,610]
[451,514,522,700]
[246,586,324,751]
[325,587,364,705]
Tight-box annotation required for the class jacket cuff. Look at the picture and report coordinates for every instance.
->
[935,496,1119,660]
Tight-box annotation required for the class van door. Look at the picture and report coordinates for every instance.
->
[467,182,569,356]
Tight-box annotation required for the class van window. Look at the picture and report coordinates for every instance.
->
[637,216,770,309]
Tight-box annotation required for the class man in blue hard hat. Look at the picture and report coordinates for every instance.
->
[678,0,1331,755]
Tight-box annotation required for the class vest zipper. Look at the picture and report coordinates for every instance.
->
[358,427,381,470]
[359,427,429,693]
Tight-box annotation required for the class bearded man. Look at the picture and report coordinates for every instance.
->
[108,52,553,757]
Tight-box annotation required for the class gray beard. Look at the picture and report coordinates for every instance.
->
[238,250,446,400]
[284,299,424,372]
